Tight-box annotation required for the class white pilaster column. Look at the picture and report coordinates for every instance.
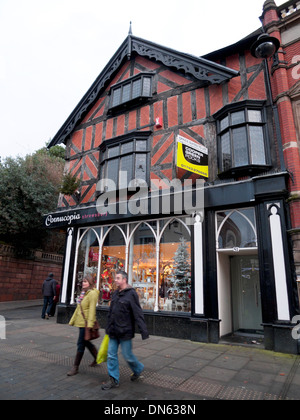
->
[194,212,204,315]
[268,204,290,321]
[61,228,74,304]
[154,242,160,313]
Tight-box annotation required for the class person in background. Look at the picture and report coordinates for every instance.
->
[67,274,99,376]
[102,270,149,390]
[41,273,56,320]
[49,280,61,317]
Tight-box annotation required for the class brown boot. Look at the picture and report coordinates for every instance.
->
[67,352,84,376]
[88,344,98,367]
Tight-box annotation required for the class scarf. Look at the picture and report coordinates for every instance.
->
[77,290,86,305]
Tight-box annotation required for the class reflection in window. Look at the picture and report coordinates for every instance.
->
[217,208,257,249]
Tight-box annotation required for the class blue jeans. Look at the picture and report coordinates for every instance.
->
[107,338,144,383]
[42,296,53,318]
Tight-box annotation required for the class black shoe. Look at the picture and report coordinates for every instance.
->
[102,377,119,390]
[131,370,144,382]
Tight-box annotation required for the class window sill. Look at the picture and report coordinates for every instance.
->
[218,164,272,179]
[108,96,152,115]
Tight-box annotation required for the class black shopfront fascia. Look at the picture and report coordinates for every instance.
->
[49,172,299,351]
[203,171,297,321]
[202,172,299,353]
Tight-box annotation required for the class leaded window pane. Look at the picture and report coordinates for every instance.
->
[132,79,142,99]
[108,145,119,158]
[107,158,119,187]
[248,110,262,123]
[232,126,248,167]
[136,140,147,151]
[249,126,266,164]
[121,142,134,154]
[112,88,121,107]
[221,132,231,171]
[220,116,229,131]
[135,154,147,181]
[142,77,152,96]
[122,84,131,103]
[231,110,245,125]
[120,155,134,184]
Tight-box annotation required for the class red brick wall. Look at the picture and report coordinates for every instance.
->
[0,256,62,302]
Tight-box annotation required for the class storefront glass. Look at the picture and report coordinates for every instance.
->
[129,222,157,310]
[159,220,191,312]
[217,208,257,249]
[71,217,191,313]
[100,226,126,305]
[74,228,100,302]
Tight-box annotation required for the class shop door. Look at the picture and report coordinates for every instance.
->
[231,256,262,333]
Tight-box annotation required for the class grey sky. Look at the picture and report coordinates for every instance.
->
[0,0,286,160]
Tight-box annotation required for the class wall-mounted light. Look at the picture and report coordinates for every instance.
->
[250,33,280,59]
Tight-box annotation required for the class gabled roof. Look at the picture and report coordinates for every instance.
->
[48,35,239,148]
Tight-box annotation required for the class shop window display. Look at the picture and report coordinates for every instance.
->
[74,228,100,302]
[100,226,126,305]
[128,222,157,310]
[71,217,191,313]
[159,220,191,312]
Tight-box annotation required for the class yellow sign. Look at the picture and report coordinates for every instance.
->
[176,135,208,179]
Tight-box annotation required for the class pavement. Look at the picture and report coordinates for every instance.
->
[0,300,300,402]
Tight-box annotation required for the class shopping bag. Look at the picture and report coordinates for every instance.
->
[96,334,109,364]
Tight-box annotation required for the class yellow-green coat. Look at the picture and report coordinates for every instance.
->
[69,289,99,329]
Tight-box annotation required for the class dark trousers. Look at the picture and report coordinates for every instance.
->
[41,296,53,318]
[49,301,57,317]
[77,327,97,354]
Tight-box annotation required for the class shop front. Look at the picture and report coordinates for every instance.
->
[53,211,196,341]
[46,171,299,353]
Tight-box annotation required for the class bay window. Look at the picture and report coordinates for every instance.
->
[109,73,153,112]
[216,101,270,178]
[99,132,150,191]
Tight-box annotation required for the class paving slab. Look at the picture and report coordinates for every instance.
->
[0,300,299,402]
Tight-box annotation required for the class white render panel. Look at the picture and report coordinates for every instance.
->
[194,213,204,315]
[61,228,74,304]
[269,205,290,321]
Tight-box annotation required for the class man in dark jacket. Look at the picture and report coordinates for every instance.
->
[102,270,149,390]
[41,273,57,320]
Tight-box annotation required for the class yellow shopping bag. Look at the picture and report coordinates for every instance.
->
[96,334,109,364]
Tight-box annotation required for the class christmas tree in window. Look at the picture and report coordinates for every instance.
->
[167,237,191,311]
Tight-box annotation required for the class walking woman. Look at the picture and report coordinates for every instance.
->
[67,274,99,376]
